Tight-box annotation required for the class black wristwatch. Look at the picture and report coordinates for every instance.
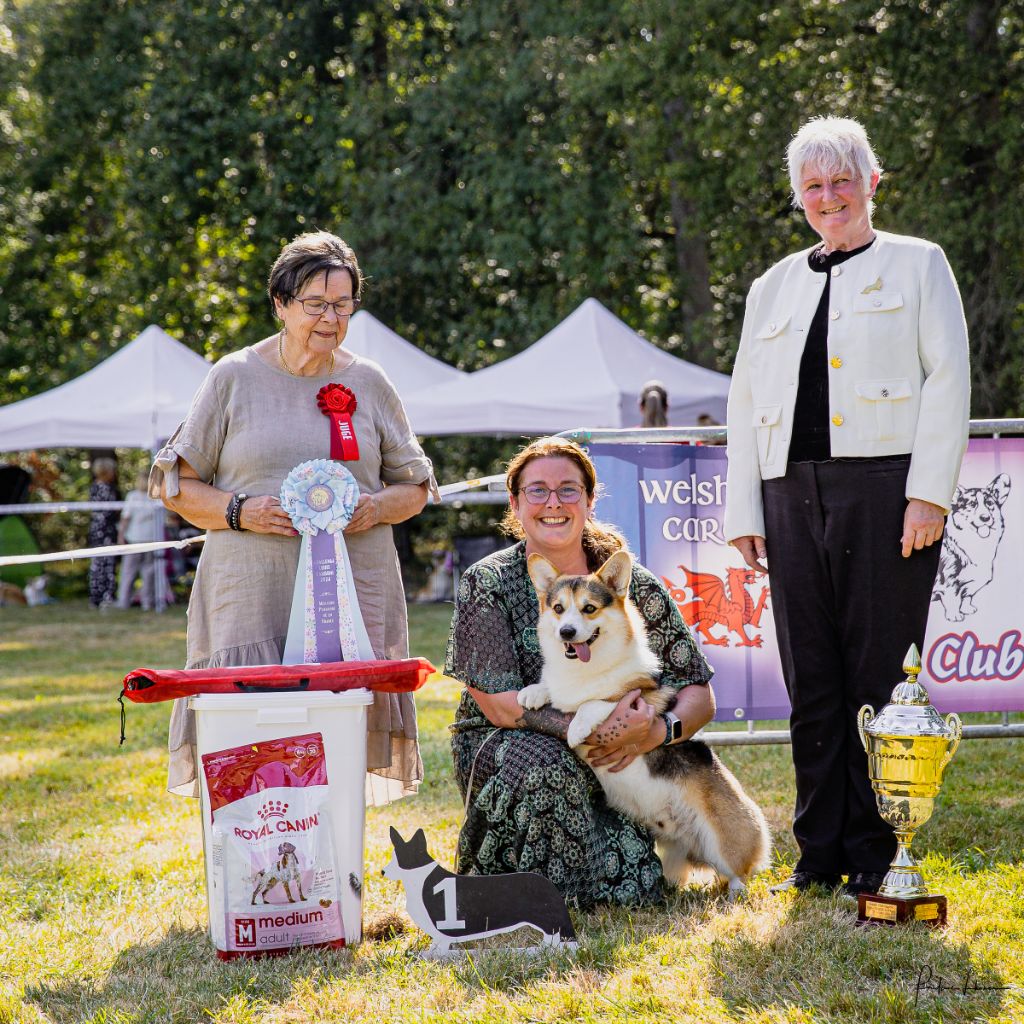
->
[226,492,249,531]
[661,711,684,746]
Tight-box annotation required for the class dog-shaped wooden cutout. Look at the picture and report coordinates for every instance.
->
[382,827,576,958]
[251,841,306,905]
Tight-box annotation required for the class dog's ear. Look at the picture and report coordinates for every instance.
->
[389,826,404,849]
[596,550,632,598]
[989,473,1011,507]
[411,828,429,855]
[527,553,559,598]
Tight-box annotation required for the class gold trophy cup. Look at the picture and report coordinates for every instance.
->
[856,644,961,927]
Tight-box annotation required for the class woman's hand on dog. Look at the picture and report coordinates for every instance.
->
[586,691,659,773]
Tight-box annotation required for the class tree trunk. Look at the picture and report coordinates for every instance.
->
[662,96,715,365]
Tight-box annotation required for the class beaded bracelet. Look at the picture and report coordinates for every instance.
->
[225,492,249,531]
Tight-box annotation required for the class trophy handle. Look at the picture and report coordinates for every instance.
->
[941,712,962,769]
[857,705,875,753]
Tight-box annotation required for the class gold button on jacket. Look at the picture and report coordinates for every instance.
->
[832,413,845,427]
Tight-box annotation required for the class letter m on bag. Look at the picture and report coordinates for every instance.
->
[234,918,256,948]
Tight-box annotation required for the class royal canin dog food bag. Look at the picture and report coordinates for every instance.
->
[201,732,345,958]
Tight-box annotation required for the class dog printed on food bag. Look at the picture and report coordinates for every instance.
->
[932,473,1011,622]
[518,550,771,896]
[251,842,307,905]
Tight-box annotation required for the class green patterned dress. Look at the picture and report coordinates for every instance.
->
[447,542,713,908]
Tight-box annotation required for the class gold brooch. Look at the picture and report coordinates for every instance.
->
[861,277,883,294]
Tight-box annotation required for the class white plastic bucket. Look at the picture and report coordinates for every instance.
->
[189,688,374,950]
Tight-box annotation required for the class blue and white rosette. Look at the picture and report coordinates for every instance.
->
[280,460,375,665]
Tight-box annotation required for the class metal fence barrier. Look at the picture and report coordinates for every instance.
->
[560,418,1024,745]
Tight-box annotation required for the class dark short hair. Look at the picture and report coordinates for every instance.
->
[267,231,364,311]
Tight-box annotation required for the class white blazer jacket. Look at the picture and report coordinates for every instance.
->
[724,230,970,541]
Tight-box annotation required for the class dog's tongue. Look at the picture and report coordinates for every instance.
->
[573,642,591,663]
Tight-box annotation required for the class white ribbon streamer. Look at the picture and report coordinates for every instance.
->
[437,474,505,497]
[0,473,503,569]
[0,535,205,567]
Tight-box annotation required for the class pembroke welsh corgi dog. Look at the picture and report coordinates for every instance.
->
[519,550,771,896]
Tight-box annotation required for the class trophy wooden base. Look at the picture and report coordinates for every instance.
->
[857,892,947,928]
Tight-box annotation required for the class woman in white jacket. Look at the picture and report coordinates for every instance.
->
[725,117,970,898]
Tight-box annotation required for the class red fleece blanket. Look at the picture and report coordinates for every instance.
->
[121,657,435,703]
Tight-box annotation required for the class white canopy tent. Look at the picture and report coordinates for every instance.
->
[402,298,731,435]
[343,310,466,397]
[0,324,211,452]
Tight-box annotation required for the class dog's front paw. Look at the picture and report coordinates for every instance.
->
[566,719,591,747]
[517,683,550,709]
[566,701,615,747]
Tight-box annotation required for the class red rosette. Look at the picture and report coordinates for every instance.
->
[316,384,360,460]
[317,383,357,416]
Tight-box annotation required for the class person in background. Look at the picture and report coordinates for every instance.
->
[87,456,120,609]
[639,379,669,427]
[164,511,201,584]
[696,412,724,444]
[725,116,970,898]
[117,471,160,610]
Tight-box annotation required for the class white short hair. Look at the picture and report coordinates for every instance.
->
[787,116,882,209]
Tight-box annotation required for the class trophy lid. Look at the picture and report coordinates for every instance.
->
[863,645,951,738]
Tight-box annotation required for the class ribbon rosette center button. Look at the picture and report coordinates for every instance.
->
[305,484,334,513]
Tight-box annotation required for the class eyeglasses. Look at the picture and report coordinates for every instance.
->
[296,297,358,317]
[519,484,585,505]
[801,174,859,195]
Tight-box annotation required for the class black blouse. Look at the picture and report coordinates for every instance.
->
[787,237,876,463]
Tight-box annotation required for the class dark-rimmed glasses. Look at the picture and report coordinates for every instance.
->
[519,484,585,505]
[297,297,358,317]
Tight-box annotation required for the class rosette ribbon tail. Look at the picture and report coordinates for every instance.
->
[282,532,374,664]
[327,411,360,461]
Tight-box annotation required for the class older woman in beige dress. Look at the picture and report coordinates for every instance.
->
[152,231,436,803]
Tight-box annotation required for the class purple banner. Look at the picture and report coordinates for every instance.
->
[920,438,1024,712]
[310,530,342,664]
[589,438,1024,721]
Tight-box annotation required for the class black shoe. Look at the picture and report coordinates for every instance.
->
[844,871,886,897]
[770,870,842,894]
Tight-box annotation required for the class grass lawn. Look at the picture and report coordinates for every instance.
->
[1,599,1022,1023]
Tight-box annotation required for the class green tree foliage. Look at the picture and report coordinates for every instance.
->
[1,0,1022,424]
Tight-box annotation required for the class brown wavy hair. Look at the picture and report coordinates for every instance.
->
[500,437,627,569]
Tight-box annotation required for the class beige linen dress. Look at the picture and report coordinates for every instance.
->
[151,346,437,802]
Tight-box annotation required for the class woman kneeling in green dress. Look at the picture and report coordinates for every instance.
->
[447,437,715,908]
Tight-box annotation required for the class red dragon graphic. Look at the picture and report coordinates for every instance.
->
[662,565,771,648]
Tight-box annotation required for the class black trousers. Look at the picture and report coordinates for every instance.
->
[762,458,941,876]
